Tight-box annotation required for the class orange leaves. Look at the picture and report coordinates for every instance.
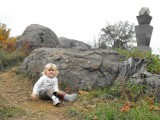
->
[120,98,160,113]
[120,102,132,112]
[120,97,160,113]
[0,23,16,52]
[2,37,17,52]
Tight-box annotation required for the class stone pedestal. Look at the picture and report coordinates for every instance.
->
[135,24,153,46]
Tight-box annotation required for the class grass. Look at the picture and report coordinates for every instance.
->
[0,48,26,70]
[1,42,160,119]
[0,105,25,120]
[86,101,160,120]
[67,90,160,120]
[0,95,25,120]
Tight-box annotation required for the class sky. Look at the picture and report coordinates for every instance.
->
[0,0,159,54]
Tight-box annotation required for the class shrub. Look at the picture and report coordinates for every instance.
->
[0,49,26,70]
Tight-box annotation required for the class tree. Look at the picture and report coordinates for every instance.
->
[99,21,135,49]
[0,23,10,42]
[0,23,17,52]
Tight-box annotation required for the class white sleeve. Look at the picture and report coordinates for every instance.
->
[32,76,43,95]
[53,77,59,92]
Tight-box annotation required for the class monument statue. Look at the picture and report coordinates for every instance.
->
[135,7,153,51]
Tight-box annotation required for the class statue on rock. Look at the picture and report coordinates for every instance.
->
[135,7,153,52]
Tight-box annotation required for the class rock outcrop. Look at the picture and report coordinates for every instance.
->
[15,24,91,51]
[19,48,160,92]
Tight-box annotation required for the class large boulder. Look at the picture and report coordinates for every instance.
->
[19,48,124,91]
[15,24,59,51]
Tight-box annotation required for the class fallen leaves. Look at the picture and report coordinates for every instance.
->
[149,105,160,111]
[146,97,154,105]
[120,97,160,112]
[78,90,89,95]
[146,97,160,111]
[120,102,132,112]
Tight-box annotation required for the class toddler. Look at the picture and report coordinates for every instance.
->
[31,63,77,106]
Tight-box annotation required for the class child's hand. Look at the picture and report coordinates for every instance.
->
[31,93,38,100]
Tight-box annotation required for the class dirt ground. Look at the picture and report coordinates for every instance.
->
[0,67,77,120]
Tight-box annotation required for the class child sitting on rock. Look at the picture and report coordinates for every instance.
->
[31,63,77,106]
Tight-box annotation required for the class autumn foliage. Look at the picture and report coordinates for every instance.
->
[0,23,16,52]
[0,23,10,41]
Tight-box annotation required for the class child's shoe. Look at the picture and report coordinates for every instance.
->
[64,93,78,102]
[52,96,60,106]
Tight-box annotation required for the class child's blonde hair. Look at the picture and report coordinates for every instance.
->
[42,63,59,77]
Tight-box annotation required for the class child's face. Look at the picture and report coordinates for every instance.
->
[46,69,56,78]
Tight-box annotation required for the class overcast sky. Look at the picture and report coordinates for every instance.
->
[0,0,159,54]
